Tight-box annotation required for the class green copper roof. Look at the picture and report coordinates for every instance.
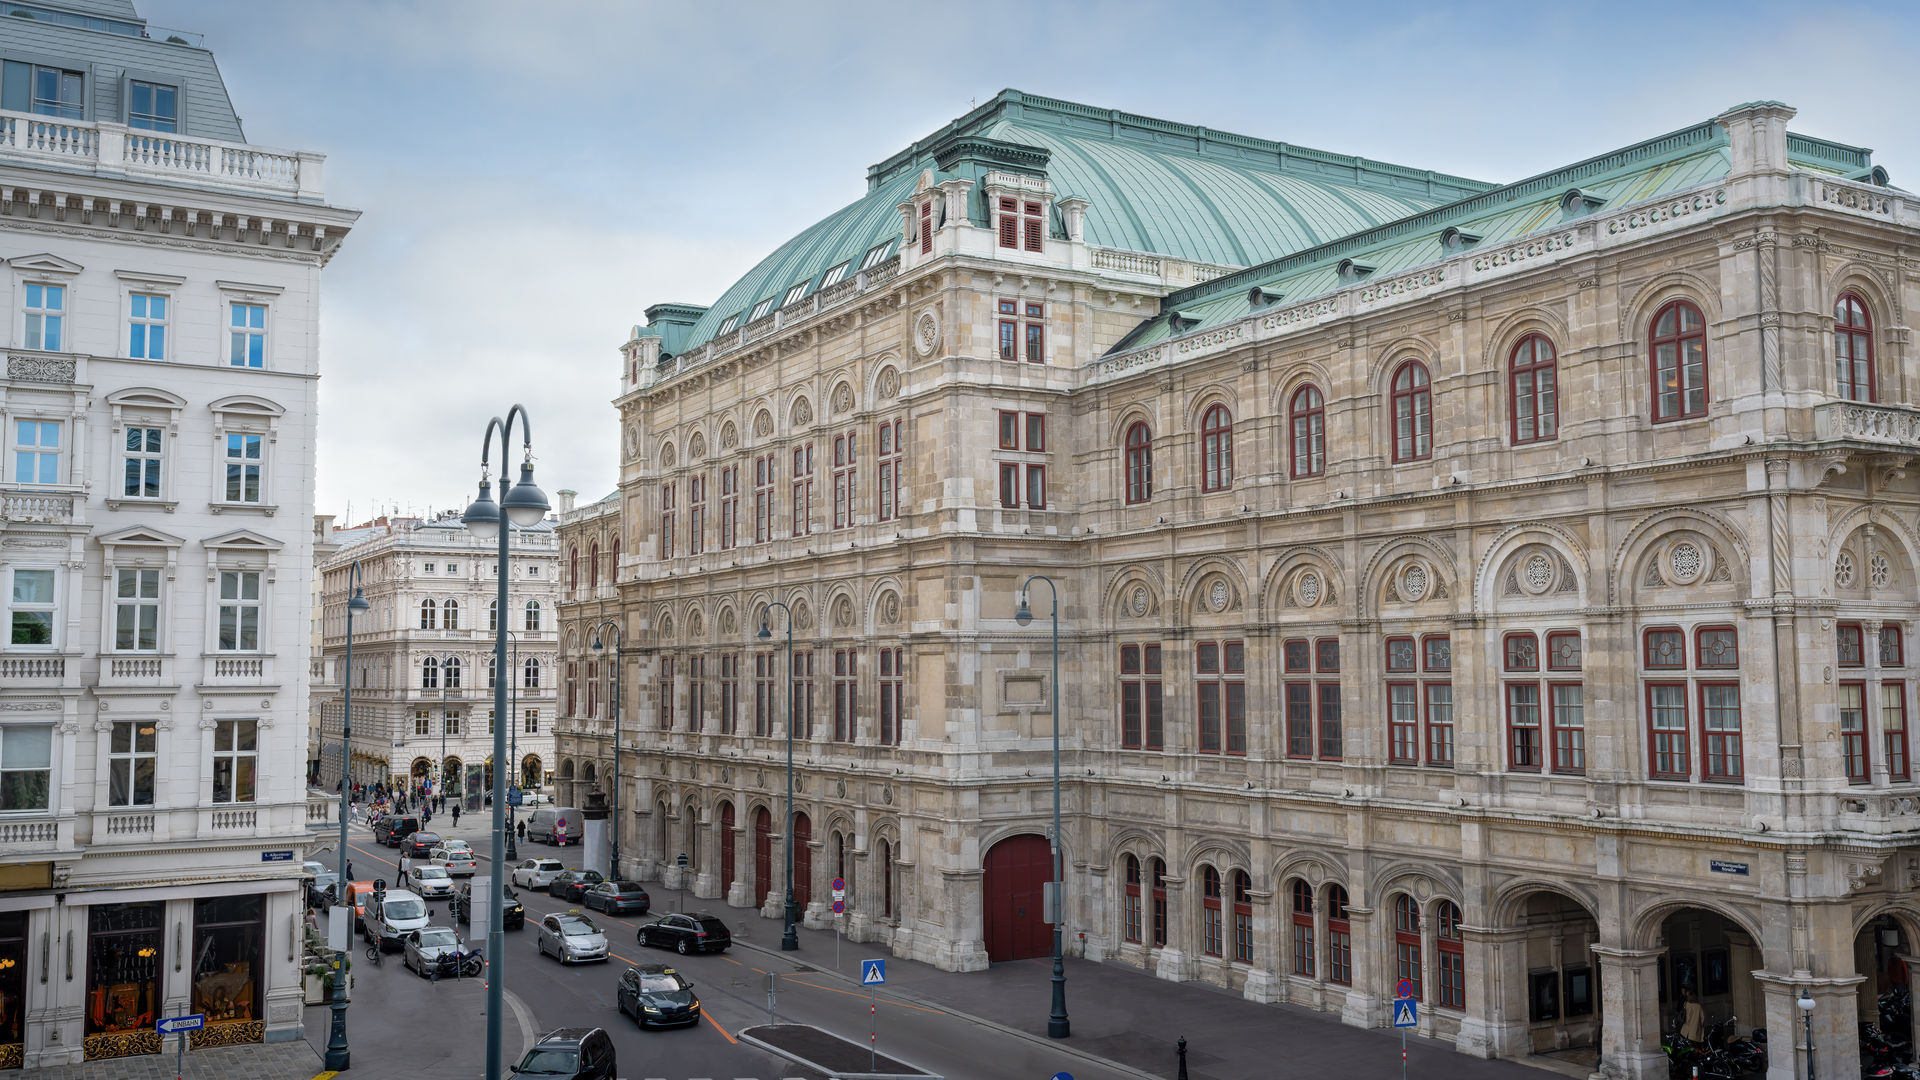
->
[669,90,1495,355]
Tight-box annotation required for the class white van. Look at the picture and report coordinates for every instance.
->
[527,807,583,846]
[362,888,430,949]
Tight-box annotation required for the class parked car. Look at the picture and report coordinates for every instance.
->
[453,879,525,930]
[362,888,429,949]
[307,871,340,909]
[401,926,464,977]
[635,912,731,955]
[615,964,701,1029]
[511,858,566,890]
[406,864,456,899]
[403,832,444,862]
[547,870,605,902]
[526,807,583,846]
[429,845,478,877]
[535,913,608,964]
[511,1027,615,1079]
[373,815,420,847]
[581,881,650,916]
[341,880,378,924]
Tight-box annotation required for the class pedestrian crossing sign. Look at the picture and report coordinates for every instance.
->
[1393,997,1418,1027]
[861,959,886,985]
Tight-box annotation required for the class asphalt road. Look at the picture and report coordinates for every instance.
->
[326,821,1136,1080]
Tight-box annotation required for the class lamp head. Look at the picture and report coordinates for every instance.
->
[1014,593,1033,626]
[463,479,501,540]
[591,636,602,652]
[1797,993,1816,1013]
[348,587,370,612]
[501,460,550,527]
[756,618,772,641]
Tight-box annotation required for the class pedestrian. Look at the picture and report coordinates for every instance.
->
[399,853,411,881]
[516,819,526,842]
[451,803,460,826]
[346,861,353,880]
[422,806,431,825]
[1678,989,1705,1043]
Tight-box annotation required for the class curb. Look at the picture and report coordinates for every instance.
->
[735,938,1161,1080]
[738,1027,941,1080]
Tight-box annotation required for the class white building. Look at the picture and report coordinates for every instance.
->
[0,0,355,1065]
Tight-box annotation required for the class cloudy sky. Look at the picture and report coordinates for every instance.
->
[142,0,1920,523]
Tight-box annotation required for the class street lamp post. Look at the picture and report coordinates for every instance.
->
[1015,575,1070,1039]
[506,628,519,861]
[1798,991,1817,1080]
[461,405,550,1080]
[757,603,800,951]
[440,657,452,803]
[591,620,622,879]
[324,561,369,1071]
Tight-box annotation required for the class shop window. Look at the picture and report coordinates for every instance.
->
[192,895,263,1027]
[87,903,165,1049]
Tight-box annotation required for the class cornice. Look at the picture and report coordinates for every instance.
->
[0,173,355,266]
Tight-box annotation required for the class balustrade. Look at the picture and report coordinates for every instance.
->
[0,108,317,198]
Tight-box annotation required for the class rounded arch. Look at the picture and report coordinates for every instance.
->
[864,577,906,634]
[1175,555,1250,623]
[1260,546,1344,620]
[657,439,677,469]
[718,419,739,452]
[827,377,860,418]
[1487,878,1601,926]
[1628,895,1768,956]
[750,405,775,442]
[1827,507,1920,597]
[1850,900,1920,945]
[557,759,575,781]
[519,753,542,786]
[822,583,860,633]
[1271,850,1348,891]
[1183,838,1253,880]
[1180,383,1238,432]
[1609,506,1752,606]
[1370,861,1464,909]
[979,822,1076,868]
[787,392,815,430]
[1824,262,1902,331]
[687,430,707,461]
[1099,565,1164,624]
[1363,336,1443,396]
[580,761,598,786]
[865,355,902,400]
[1359,534,1459,619]
[1619,269,1723,340]
[1269,360,1337,414]
[1474,521,1592,614]
[1481,306,1571,369]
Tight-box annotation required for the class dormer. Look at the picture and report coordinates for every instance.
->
[898,168,950,270]
[621,324,661,391]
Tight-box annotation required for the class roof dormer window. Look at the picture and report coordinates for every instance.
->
[820,261,851,289]
[781,283,808,308]
[749,298,775,322]
[998,198,1044,252]
[717,313,741,336]
[860,242,893,271]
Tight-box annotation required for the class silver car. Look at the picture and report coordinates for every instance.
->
[402,926,464,977]
[535,912,608,964]
[407,864,456,899]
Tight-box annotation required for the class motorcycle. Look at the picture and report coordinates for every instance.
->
[1704,1014,1766,1076]
[1663,1032,1738,1080]
[434,946,486,980]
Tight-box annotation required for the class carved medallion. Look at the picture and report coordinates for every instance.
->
[1871,552,1891,590]
[1836,550,1857,589]
[1668,542,1703,585]
[833,384,854,416]
[1522,551,1555,595]
[1401,563,1429,602]
[1129,586,1149,617]
[754,411,773,438]
[913,311,940,357]
[1297,571,1321,607]
[880,592,901,625]
[791,398,812,428]
[876,368,900,400]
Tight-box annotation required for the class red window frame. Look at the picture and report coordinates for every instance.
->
[878,646,904,746]
[791,444,814,536]
[1201,866,1224,958]
[1150,858,1168,948]
[1435,900,1465,1010]
[998,463,1019,508]
[1390,360,1432,462]
[1550,681,1585,774]
[1881,625,1905,668]
[1425,681,1455,767]
[1840,680,1871,783]
[1124,422,1153,504]
[1285,682,1314,759]
[1122,855,1142,944]
[1025,303,1045,363]
[1290,384,1325,478]
[1838,622,1866,668]
[587,543,598,588]
[565,661,577,717]
[1509,333,1559,445]
[1504,631,1539,672]
[1385,636,1417,673]
[1025,413,1045,452]
[655,656,671,729]
[720,464,739,549]
[1506,682,1542,771]
[1119,643,1164,750]
[792,649,815,739]
[659,482,676,559]
[833,649,856,741]
[918,200,932,255]
[686,654,705,731]
[1644,626,1686,670]
[1546,630,1582,672]
[1024,464,1046,509]
[1326,885,1352,985]
[1698,681,1741,782]
[877,419,903,522]
[1393,895,1421,1000]
[1387,680,1419,765]
[997,197,1018,248]
[1647,681,1691,779]
[1201,404,1233,492]
[1696,625,1738,669]
[997,410,1019,450]
[687,474,706,556]
[1650,299,1708,422]
[998,299,1018,362]
[753,652,774,737]
[1284,638,1310,674]
[1882,681,1910,782]
[1231,871,1253,964]
[1290,880,1315,976]
[719,653,738,735]
[1835,292,1875,403]
[1023,201,1043,252]
[753,454,773,543]
[568,546,578,590]
[1195,641,1246,755]
[832,433,856,530]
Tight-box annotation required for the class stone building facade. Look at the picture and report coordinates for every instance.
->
[552,489,623,819]
[569,92,1919,1078]
[313,513,557,797]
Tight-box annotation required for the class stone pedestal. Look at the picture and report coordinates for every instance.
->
[1590,945,1665,1080]
[1153,947,1188,982]
[802,900,831,930]
[1242,966,1280,1003]
[691,871,716,899]
[661,864,685,891]
[1755,971,1866,1080]
[726,880,751,908]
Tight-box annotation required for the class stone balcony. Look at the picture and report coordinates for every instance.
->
[0,815,76,857]
[1814,400,1920,449]
[0,487,77,525]
[83,802,312,845]
[0,654,78,691]
[199,654,276,688]
[96,654,178,690]
[0,108,324,201]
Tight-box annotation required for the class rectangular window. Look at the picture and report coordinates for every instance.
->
[877,420,903,522]
[1316,638,1340,674]
[1025,413,1045,452]
[1385,637,1416,674]
[0,725,52,811]
[224,433,262,503]
[1648,682,1691,779]
[793,650,815,739]
[1507,683,1541,770]
[1284,639,1310,674]
[1388,682,1418,765]
[1881,626,1905,668]
[791,444,814,536]
[832,433,856,529]
[1882,682,1909,782]
[1023,202,1043,252]
[23,283,63,351]
[1233,880,1253,964]
[1838,623,1865,668]
[1285,683,1313,758]
[1645,627,1686,669]
[1123,868,1142,944]
[1699,682,1741,782]
[719,653,738,735]
[1024,464,1045,509]
[998,411,1018,450]
[833,649,856,741]
[218,572,261,645]
[753,653,774,737]
[1551,683,1585,773]
[754,455,774,543]
[1203,886,1223,958]
[1291,900,1315,976]
[997,197,1018,248]
[1426,683,1454,767]
[686,655,705,731]
[1546,631,1581,671]
[861,242,891,270]
[211,719,257,804]
[999,317,1017,361]
[120,426,163,499]
[9,568,53,647]
[13,420,61,485]
[918,200,932,255]
[108,721,156,807]
[688,474,706,556]
[2,61,83,119]
[1840,681,1870,783]
[781,282,807,309]
[128,293,167,359]
[524,709,539,734]
[819,261,851,289]
[658,482,675,559]
[445,712,461,737]
[720,465,739,550]
[878,647,904,746]
[656,657,673,730]
[127,79,176,131]
[1437,914,1466,1010]
[1327,919,1352,985]
[229,303,266,368]
[113,568,160,651]
[1317,682,1342,760]
[415,711,430,737]
[1195,641,1245,754]
[998,462,1019,509]
[1696,626,1738,669]
[1119,644,1163,750]
[749,298,775,323]
[1504,632,1539,672]
[1025,320,1044,364]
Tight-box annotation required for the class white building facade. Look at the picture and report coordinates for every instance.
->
[0,0,355,1065]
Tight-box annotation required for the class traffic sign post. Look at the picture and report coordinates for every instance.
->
[157,1013,204,1080]
[1393,995,1417,1080]
[862,959,887,1071]
[832,878,848,968]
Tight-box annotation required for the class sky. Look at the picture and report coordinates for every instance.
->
[139,0,1920,523]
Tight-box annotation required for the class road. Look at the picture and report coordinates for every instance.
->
[321,819,1135,1080]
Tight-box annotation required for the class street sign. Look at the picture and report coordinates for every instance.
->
[832,876,846,901]
[507,786,524,808]
[1396,977,1415,998]
[156,1014,205,1034]
[1393,997,1418,1027]
[861,958,886,985]
[832,899,846,914]
[1052,1074,1074,1080]
[261,850,294,862]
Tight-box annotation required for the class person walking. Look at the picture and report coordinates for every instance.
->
[516,819,526,842]
[1678,989,1706,1043]
[450,803,460,827]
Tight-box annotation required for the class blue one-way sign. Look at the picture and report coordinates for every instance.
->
[1393,997,1418,1027]
[861,958,887,985]
[156,1013,204,1034]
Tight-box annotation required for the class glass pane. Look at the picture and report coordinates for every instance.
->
[11,569,51,604]
[3,725,53,769]
[234,720,256,751]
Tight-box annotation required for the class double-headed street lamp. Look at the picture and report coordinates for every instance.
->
[324,561,369,1071]
[1014,575,1070,1040]
[756,602,800,951]
[461,405,550,1080]
[590,619,622,879]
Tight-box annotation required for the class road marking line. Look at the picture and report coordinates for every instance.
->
[702,1009,738,1044]
[783,976,943,1015]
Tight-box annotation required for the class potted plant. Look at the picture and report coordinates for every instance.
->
[310,955,352,1004]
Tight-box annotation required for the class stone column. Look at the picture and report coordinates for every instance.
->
[1154,874,1188,982]
[1754,971,1867,1080]
[1341,906,1382,1029]
[661,808,685,890]
[1242,888,1280,1003]
[725,821,751,908]
[690,812,716,898]
[802,836,831,929]
[1590,945,1664,1080]
[1455,925,1526,1058]
[846,847,873,942]
[758,826,785,920]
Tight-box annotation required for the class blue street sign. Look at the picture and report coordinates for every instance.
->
[1393,997,1418,1027]
[507,786,524,807]
[1052,1073,1075,1080]
[861,958,886,985]
[831,899,846,915]
[261,850,294,862]
[156,1014,205,1034]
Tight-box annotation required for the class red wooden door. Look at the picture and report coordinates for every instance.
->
[983,834,1053,962]
[792,813,813,909]
[753,807,772,906]
[719,802,737,899]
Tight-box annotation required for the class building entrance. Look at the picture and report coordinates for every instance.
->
[983,834,1053,962]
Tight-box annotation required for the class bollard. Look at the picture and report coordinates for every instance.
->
[1177,1035,1189,1080]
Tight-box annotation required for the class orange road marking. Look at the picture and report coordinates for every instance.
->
[721,955,744,967]
[703,1009,738,1043]
[783,976,943,1015]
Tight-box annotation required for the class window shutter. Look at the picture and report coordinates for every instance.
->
[998,198,1017,248]
[919,202,932,255]
[1023,202,1043,252]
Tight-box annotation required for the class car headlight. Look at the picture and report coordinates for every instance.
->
[642,1006,660,1014]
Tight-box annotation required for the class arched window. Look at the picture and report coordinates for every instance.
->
[1435,899,1465,1010]
[881,838,895,919]
[444,657,462,689]
[1836,292,1876,402]
[487,655,497,689]
[524,600,542,632]
[589,543,600,588]
[418,599,436,630]
[1650,299,1707,421]
[1390,361,1431,462]
[612,537,620,583]
[1290,384,1325,478]
[1150,857,1168,947]
[421,656,439,690]
[523,658,541,688]
[1509,333,1558,444]
[1122,854,1143,944]
[1124,422,1153,504]
[569,546,579,589]
[1200,405,1233,492]
[1325,884,1352,985]
[1201,865,1224,957]
[442,599,460,630]
[488,599,498,632]
[1393,895,1421,1000]
[1290,880,1315,976]
[1231,870,1253,963]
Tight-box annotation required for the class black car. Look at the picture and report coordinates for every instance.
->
[403,832,444,861]
[453,879,525,930]
[373,815,420,847]
[581,880,650,916]
[511,1027,615,1079]
[615,965,700,1029]
[635,912,731,955]
[547,869,605,902]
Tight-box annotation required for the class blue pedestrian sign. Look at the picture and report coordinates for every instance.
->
[507,786,523,807]
[861,959,886,985]
[1393,997,1418,1027]
[1052,1073,1075,1080]
[156,1014,205,1034]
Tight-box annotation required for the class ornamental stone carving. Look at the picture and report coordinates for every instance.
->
[754,411,773,438]
[1209,579,1230,612]
[7,354,76,383]
[1871,552,1891,590]
[1401,563,1429,602]
[913,311,940,356]
[879,592,901,625]
[1836,550,1857,589]
[832,384,855,416]
[720,422,738,450]
[1668,541,1703,584]
[876,368,900,400]
[1129,586,1149,617]
[1296,570,1321,607]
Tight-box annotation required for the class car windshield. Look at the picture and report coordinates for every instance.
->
[417,867,448,880]
[638,973,688,993]
[557,916,599,936]
[417,928,457,947]
[698,919,728,934]
[515,1048,578,1075]
[383,898,425,920]
[580,872,604,883]
[612,881,645,893]
[413,834,440,845]
[442,840,471,851]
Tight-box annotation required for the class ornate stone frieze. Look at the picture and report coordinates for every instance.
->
[7,353,75,383]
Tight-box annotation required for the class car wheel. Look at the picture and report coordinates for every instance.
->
[637,930,648,948]
[677,939,690,956]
